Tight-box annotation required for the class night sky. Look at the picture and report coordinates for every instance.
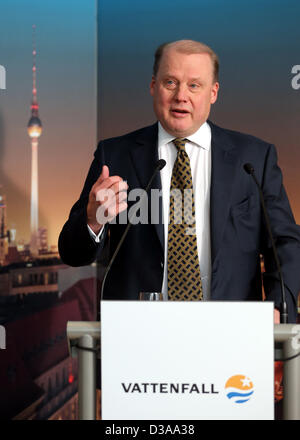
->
[98,0,300,222]
[0,0,300,249]
[0,0,96,247]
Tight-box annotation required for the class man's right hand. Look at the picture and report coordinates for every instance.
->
[87,165,128,234]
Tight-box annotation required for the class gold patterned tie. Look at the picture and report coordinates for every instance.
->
[167,138,203,300]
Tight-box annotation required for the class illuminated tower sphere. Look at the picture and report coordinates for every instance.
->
[28,116,42,138]
[27,25,42,257]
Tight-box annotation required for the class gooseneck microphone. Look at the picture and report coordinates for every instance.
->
[100,159,166,303]
[243,163,288,323]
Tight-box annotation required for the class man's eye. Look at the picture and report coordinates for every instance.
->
[189,83,199,89]
[165,80,176,88]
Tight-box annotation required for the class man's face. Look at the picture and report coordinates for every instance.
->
[150,49,219,137]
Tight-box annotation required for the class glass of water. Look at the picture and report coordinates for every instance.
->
[139,292,164,301]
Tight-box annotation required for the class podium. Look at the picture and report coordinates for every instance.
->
[67,301,300,420]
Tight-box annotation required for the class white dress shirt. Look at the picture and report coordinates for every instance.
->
[88,121,212,300]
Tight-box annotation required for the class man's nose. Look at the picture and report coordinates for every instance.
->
[174,84,188,101]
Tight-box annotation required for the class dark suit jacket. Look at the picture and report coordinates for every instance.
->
[58,121,300,322]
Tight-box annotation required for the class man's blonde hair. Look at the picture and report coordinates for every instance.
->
[153,39,219,82]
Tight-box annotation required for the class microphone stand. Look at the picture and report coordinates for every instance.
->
[99,159,166,306]
[244,163,288,323]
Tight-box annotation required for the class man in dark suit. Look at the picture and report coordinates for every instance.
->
[58,40,300,322]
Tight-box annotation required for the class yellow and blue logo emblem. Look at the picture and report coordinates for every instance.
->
[225,375,254,403]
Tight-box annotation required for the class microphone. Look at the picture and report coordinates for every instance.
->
[99,159,166,305]
[243,163,288,323]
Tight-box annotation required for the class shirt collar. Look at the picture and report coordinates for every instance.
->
[158,121,211,151]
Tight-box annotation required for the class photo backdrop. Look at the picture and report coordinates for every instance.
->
[0,0,97,247]
[0,0,97,420]
[0,0,299,420]
[98,0,300,223]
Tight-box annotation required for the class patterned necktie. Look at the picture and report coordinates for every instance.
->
[167,138,203,300]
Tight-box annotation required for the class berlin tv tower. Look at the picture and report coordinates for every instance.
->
[27,24,42,257]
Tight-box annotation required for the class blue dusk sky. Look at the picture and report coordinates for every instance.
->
[0,0,97,246]
[98,0,300,220]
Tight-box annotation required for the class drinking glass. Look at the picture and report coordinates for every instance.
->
[139,292,164,301]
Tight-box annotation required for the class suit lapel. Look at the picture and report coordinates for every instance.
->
[127,121,240,260]
[209,121,240,264]
[129,123,164,250]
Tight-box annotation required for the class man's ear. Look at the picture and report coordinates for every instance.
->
[210,82,219,104]
[150,75,156,96]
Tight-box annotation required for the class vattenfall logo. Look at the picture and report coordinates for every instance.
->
[121,375,254,404]
[225,375,254,404]
[0,65,6,90]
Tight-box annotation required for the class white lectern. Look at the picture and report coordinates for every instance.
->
[67,302,300,420]
[101,301,274,420]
